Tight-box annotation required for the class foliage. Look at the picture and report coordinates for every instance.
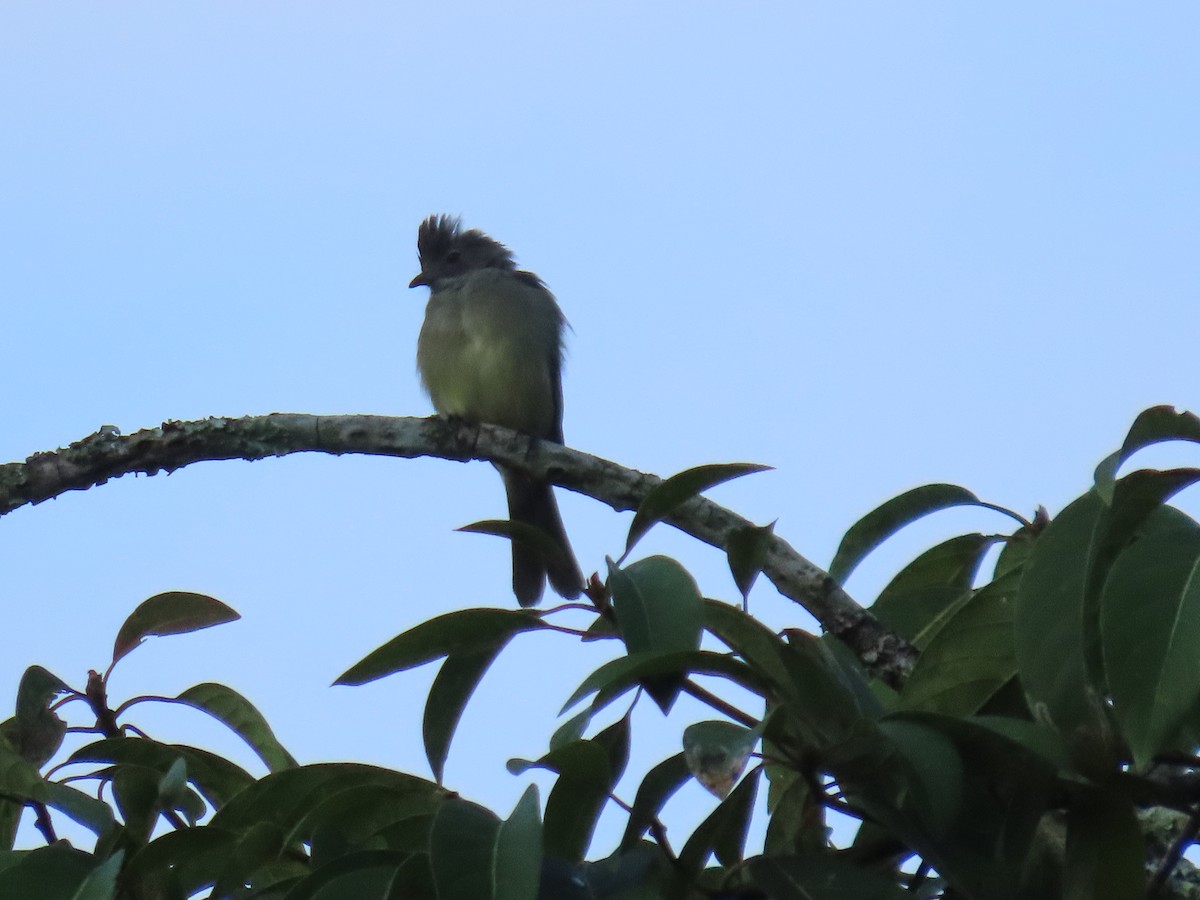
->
[5,407,1200,898]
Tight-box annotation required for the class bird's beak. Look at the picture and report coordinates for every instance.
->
[408,272,429,289]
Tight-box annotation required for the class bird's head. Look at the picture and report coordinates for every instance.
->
[409,215,517,289]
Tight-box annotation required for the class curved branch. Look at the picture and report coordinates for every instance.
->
[0,414,916,683]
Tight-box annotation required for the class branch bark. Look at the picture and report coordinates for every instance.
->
[0,414,916,683]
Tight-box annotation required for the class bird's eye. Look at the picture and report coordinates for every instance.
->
[445,249,462,264]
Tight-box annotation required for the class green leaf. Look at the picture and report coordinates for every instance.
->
[14,666,71,725]
[682,721,759,799]
[678,765,760,871]
[111,591,239,667]
[619,753,690,850]
[1013,491,1116,764]
[208,821,286,900]
[280,850,406,900]
[494,785,542,900]
[609,557,703,656]
[871,533,998,646]
[509,738,615,863]
[902,570,1020,716]
[831,483,989,583]
[207,763,441,844]
[335,608,546,686]
[608,556,704,711]
[749,855,910,899]
[1063,790,1145,900]
[429,798,501,900]
[4,667,70,768]
[68,850,123,900]
[1094,405,1200,500]
[424,642,509,784]
[68,738,255,810]
[769,631,872,750]
[156,757,189,814]
[174,682,297,773]
[1,709,66,769]
[725,521,776,605]
[559,650,766,718]
[113,764,162,844]
[704,598,795,697]
[877,716,963,838]
[624,462,771,558]
[0,734,49,801]
[763,775,825,856]
[1101,505,1200,766]
[0,844,98,898]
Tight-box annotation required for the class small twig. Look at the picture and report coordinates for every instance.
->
[907,860,931,891]
[31,802,57,844]
[84,671,121,739]
[681,680,759,729]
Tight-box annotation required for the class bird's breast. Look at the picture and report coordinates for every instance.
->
[416,280,557,437]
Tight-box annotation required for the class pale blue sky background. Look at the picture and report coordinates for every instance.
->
[2,2,1198,857]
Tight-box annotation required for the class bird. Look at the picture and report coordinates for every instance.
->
[409,215,584,606]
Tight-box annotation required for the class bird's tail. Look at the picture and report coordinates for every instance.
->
[499,465,584,607]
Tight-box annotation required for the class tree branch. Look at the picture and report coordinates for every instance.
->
[0,414,916,683]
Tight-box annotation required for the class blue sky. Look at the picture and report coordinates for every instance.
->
[2,2,1198,855]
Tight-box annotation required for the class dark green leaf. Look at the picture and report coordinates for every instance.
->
[682,721,758,799]
[510,740,613,863]
[1094,405,1200,499]
[624,463,771,558]
[69,850,123,900]
[112,591,239,666]
[424,642,509,784]
[1101,505,1200,766]
[429,797,501,900]
[281,850,406,900]
[207,763,441,844]
[725,521,776,604]
[549,708,591,751]
[619,753,690,850]
[175,682,297,773]
[14,666,71,725]
[608,556,704,711]
[494,785,541,900]
[0,844,97,899]
[0,735,49,801]
[1,711,66,769]
[831,483,987,583]
[69,738,254,810]
[559,650,766,718]
[0,762,112,843]
[877,716,963,838]
[1013,491,1116,765]
[1063,790,1145,900]
[208,821,286,900]
[902,570,1020,716]
[871,533,997,646]
[157,756,189,811]
[763,776,824,857]
[704,598,796,707]
[296,783,435,852]
[113,764,162,844]
[749,855,910,899]
[678,765,760,872]
[336,608,546,686]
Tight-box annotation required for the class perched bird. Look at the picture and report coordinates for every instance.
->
[409,215,584,606]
